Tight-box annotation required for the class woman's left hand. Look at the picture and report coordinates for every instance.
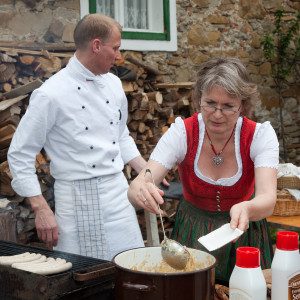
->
[229,201,251,232]
[230,168,277,234]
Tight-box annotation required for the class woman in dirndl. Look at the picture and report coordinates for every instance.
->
[127,56,279,284]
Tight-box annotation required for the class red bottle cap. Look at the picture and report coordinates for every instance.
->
[276,231,299,251]
[236,247,260,268]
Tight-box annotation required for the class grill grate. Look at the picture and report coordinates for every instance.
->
[0,240,108,275]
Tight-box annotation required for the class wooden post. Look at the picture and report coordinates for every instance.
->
[144,210,160,246]
[0,209,17,242]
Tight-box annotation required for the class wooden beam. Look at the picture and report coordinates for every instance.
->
[152,82,195,89]
[144,210,160,246]
[126,55,161,76]
[0,95,28,111]
[3,79,42,99]
[0,124,15,139]
[0,47,74,58]
[0,41,75,52]
[0,132,14,149]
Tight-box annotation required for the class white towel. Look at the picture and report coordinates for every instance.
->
[73,177,109,260]
[284,189,300,202]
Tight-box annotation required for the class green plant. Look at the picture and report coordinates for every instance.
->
[261,9,300,162]
[269,226,278,244]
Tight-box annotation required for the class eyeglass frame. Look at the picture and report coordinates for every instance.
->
[200,103,241,116]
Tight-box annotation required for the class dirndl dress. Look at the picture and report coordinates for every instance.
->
[172,199,273,282]
[174,113,273,282]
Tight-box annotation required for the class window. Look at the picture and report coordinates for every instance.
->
[80,0,177,51]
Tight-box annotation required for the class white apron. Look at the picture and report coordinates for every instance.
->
[53,172,144,260]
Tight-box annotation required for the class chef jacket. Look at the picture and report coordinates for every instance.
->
[8,54,140,197]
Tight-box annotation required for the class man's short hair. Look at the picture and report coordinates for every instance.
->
[74,13,122,49]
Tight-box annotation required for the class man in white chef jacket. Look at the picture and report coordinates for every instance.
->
[7,14,151,260]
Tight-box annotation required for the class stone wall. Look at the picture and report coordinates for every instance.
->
[0,0,299,164]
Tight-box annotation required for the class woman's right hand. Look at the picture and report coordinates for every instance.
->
[136,182,165,214]
[128,159,169,214]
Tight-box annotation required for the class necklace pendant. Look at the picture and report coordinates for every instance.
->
[212,156,223,167]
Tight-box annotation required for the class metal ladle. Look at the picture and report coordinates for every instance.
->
[144,169,190,270]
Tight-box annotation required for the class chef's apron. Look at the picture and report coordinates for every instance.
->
[53,172,144,260]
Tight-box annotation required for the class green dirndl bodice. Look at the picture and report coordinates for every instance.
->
[172,198,273,282]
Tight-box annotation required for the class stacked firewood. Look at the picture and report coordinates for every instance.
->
[122,54,195,182]
[0,46,194,244]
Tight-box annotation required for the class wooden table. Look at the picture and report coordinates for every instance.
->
[267,215,300,232]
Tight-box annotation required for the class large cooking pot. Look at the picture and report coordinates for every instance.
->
[113,246,216,300]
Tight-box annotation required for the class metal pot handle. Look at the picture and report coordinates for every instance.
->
[73,262,115,281]
[122,282,156,293]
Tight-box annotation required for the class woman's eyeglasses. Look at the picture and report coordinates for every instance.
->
[200,104,241,116]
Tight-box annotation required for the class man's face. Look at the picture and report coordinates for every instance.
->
[97,26,122,74]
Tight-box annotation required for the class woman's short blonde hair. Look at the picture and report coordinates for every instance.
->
[193,56,259,118]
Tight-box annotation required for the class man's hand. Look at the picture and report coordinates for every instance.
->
[29,195,59,247]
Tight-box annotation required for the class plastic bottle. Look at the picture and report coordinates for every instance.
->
[271,231,300,300]
[229,246,267,300]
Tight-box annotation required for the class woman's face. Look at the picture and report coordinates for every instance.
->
[200,85,242,135]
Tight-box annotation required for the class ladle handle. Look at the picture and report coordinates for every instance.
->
[144,168,166,241]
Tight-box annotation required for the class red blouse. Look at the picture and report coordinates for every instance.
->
[177,113,257,212]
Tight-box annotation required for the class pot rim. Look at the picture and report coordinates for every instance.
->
[112,246,217,276]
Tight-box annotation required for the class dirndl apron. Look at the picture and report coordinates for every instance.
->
[53,172,144,260]
[172,198,273,283]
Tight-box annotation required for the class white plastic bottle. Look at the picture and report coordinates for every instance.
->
[271,231,300,300]
[229,246,267,300]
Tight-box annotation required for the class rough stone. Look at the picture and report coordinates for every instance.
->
[187,25,210,46]
[168,56,182,66]
[290,2,300,10]
[284,125,299,134]
[0,12,17,29]
[251,33,262,49]
[285,75,296,84]
[259,62,272,75]
[211,49,236,57]
[191,0,210,8]
[175,68,190,82]
[7,11,52,38]
[44,19,65,42]
[220,0,235,4]
[188,49,210,65]
[239,0,266,19]
[237,49,250,62]
[48,19,65,37]
[53,0,80,10]
[219,0,235,10]
[284,97,298,112]
[247,64,260,74]
[250,48,264,62]
[206,31,221,46]
[259,87,280,109]
[62,22,76,43]
[204,15,230,24]
[263,0,286,10]
[282,86,300,98]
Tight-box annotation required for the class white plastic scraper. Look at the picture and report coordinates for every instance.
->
[198,223,244,251]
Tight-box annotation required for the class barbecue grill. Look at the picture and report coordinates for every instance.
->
[0,240,115,300]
